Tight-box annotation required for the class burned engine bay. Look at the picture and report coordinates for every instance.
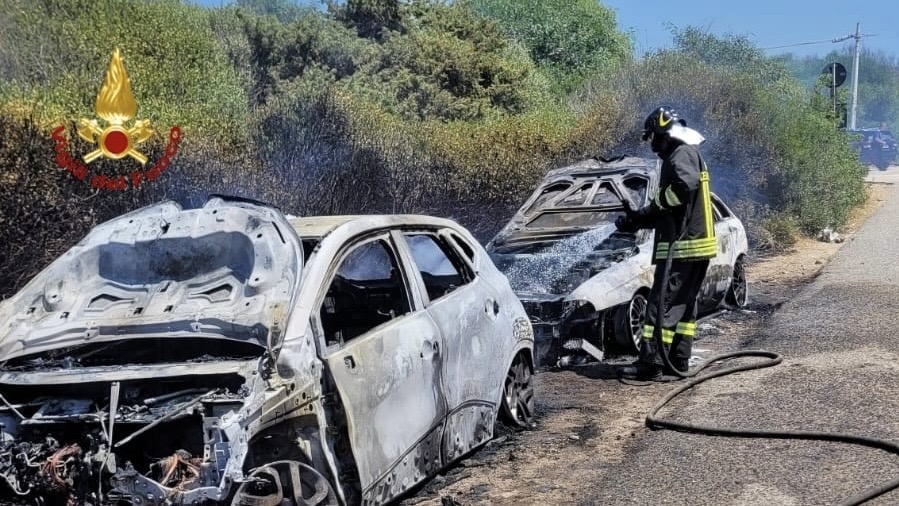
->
[0,339,259,504]
[0,199,327,505]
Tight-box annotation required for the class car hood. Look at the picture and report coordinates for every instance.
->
[491,224,639,296]
[0,197,303,362]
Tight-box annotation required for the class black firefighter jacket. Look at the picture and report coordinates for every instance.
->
[639,143,717,263]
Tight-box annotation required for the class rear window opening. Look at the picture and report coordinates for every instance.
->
[622,176,649,206]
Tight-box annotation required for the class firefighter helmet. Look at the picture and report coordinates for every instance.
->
[642,106,686,141]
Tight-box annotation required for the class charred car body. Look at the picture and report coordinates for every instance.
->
[487,156,748,367]
[0,197,535,505]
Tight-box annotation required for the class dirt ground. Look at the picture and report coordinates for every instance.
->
[399,183,893,506]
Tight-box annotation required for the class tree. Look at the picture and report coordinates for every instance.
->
[466,0,631,92]
[332,0,402,40]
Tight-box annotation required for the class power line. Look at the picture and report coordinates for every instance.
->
[763,39,844,51]
[762,33,876,51]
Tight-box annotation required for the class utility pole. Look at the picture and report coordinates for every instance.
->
[764,24,877,129]
[849,23,861,130]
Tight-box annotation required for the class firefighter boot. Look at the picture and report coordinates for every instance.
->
[617,361,663,381]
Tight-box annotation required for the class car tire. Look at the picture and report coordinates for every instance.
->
[501,352,535,429]
[726,256,749,308]
[614,291,648,354]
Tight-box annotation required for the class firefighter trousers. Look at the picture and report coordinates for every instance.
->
[638,259,710,367]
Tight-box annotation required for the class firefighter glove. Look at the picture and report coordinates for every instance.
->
[615,214,638,233]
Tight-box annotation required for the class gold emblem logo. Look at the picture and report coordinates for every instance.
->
[76,48,154,164]
[51,48,182,191]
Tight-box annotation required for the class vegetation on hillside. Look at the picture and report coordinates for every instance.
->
[0,0,885,297]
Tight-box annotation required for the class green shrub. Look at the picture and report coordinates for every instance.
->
[0,7,876,297]
[760,213,800,250]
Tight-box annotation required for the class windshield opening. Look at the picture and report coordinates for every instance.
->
[526,210,625,229]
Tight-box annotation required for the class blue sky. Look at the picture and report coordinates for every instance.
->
[192,0,898,58]
[601,0,898,58]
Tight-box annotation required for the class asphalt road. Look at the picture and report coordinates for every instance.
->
[580,178,899,505]
[866,164,899,184]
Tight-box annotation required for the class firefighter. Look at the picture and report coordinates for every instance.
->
[616,106,717,381]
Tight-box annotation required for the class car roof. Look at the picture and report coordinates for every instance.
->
[287,214,463,239]
[543,156,657,181]
[288,216,359,237]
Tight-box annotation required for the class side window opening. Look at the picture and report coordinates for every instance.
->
[711,197,730,222]
[319,239,411,347]
[405,234,472,302]
[712,204,724,222]
[301,239,319,264]
[448,233,476,263]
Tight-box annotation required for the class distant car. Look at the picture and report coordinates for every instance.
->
[850,128,897,169]
[487,156,749,367]
[0,197,534,505]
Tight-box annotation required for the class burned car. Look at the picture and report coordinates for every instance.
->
[0,197,535,505]
[487,156,748,367]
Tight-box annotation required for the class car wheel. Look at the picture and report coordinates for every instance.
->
[501,353,535,429]
[614,291,648,354]
[726,256,749,308]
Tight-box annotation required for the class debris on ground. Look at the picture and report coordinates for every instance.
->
[816,227,844,243]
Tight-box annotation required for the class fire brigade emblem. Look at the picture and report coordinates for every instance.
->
[51,48,181,191]
[77,48,153,164]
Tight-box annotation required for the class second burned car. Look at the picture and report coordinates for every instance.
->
[487,156,748,367]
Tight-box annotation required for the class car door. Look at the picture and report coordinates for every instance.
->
[700,196,737,308]
[397,230,503,464]
[317,234,447,498]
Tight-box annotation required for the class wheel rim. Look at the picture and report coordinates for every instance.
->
[236,460,336,506]
[732,261,748,307]
[629,294,648,350]
[503,357,535,427]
